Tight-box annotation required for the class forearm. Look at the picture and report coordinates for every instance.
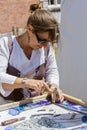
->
[2,77,24,90]
[2,77,36,90]
[2,77,50,93]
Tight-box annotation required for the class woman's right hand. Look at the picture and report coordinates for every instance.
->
[26,79,50,93]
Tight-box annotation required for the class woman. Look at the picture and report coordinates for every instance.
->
[0,7,63,103]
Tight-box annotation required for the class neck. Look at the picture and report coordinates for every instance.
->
[16,31,33,59]
[16,32,28,48]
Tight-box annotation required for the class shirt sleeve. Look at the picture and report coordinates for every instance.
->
[45,44,59,88]
[0,37,17,97]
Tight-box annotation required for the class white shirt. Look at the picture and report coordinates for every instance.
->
[0,36,59,97]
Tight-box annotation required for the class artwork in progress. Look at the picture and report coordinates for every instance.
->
[9,104,87,130]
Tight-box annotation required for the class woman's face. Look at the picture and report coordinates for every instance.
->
[27,25,51,49]
[36,31,51,43]
[31,31,51,49]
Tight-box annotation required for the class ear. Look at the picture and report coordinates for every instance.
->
[27,24,34,31]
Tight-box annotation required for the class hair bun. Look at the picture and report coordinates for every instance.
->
[30,3,41,13]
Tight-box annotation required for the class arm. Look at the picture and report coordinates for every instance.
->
[45,44,64,102]
[45,45,59,87]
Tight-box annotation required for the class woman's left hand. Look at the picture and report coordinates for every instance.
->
[49,86,64,103]
[55,88,64,102]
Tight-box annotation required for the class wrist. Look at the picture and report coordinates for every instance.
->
[21,78,28,84]
[50,84,58,89]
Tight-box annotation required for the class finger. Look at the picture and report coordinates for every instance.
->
[58,96,64,102]
[32,81,44,92]
[40,86,46,94]
[60,94,64,102]
[56,90,64,102]
[32,84,41,92]
[43,83,52,92]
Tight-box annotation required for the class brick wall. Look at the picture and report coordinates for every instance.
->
[0,0,39,33]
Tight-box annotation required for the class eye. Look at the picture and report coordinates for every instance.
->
[35,32,51,44]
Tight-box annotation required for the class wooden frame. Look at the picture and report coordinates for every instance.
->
[0,92,87,111]
[63,93,87,107]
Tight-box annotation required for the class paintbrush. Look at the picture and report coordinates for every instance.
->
[1,116,26,126]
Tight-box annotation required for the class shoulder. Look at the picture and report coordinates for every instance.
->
[0,35,15,54]
[0,36,8,48]
[0,35,15,47]
[0,37,10,58]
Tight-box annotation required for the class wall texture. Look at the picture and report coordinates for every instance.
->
[0,0,39,33]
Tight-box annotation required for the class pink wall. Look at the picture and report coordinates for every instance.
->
[0,0,39,33]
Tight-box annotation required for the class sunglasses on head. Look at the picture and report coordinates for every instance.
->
[35,33,50,44]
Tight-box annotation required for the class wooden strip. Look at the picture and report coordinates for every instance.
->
[63,93,87,107]
[0,93,48,111]
[0,92,87,111]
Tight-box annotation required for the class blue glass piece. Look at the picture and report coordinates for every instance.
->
[18,105,24,111]
[8,108,20,116]
[4,126,14,130]
[80,126,87,130]
[82,116,87,123]
[8,100,50,116]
